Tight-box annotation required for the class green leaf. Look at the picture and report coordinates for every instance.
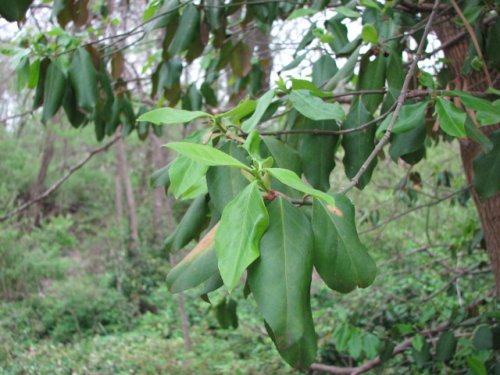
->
[248,197,317,368]
[0,0,33,22]
[166,224,219,293]
[312,55,338,87]
[62,84,87,128]
[215,182,269,292]
[477,101,500,126]
[164,195,209,252]
[336,6,360,18]
[357,54,387,113]
[166,142,249,169]
[243,130,262,160]
[291,79,331,98]
[435,330,457,363]
[262,137,302,175]
[473,130,500,199]
[241,89,275,132]
[266,168,335,206]
[361,24,378,44]
[214,298,239,329]
[412,334,424,352]
[68,48,97,113]
[42,60,66,124]
[323,45,361,90]
[150,164,171,188]
[287,7,317,20]
[389,125,426,164]
[169,156,208,199]
[289,90,345,121]
[467,355,487,375]
[16,56,29,91]
[299,119,339,191]
[473,325,493,350]
[221,97,257,126]
[435,97,466,138]
[342,99,377,189]
[377,102,428,136]
[465,117,493,153]
[311,196,377,293]
[27,58,41,89]
[167,4,200,56]
[138,107,210,125]
[206,142,250,215]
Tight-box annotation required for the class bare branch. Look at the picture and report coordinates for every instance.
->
[0,134,120,223]
[338,0,442,194]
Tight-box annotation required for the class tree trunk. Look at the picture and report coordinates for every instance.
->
[115,135,139,255]
[435,16,500,298]
[30,128,55,224]
[150,133,166,244]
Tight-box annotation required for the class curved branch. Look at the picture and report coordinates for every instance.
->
[338,0,442,194]
[0,134,120,223]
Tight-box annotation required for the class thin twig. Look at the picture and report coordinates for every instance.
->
[449,0,493,87]
[338,0,442,194]
[0,134,120,223]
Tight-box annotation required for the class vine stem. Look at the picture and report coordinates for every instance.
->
[338,0,442,194]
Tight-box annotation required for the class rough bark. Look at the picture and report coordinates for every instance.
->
[435,15,500,297]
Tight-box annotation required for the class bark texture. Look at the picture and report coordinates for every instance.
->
[435,15,500,297]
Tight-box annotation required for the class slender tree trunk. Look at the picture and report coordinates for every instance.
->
[115,136,139,255]
[435,16,500,297]
[150,133,166,244]
[30,128,56,224]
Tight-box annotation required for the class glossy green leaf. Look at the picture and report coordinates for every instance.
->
[287,7,317,20]
[389,125,426,164]
[62,84,87,128]
[27,58,41,89]
[289,90,345,121]
[0,0,32,21]
[323,45,361,90]
[68,48,97,113]
[221,98,257,125]
[291,79,331,98]
[139,108,210,125]
[357,54,387,113]
[312,55,338,87]
[312,196,376,293]
[248,198,317,368]
[361,24,378,44]
[215,182,269,292]
[267,168,335,206]
[299,119,339,191]
[166,224,219,293]
[168,4,200,56]
[16,56,29,91]
[167,142,249,169]
[243,130,261,160]
[206,142,250,215]
[164,195,209,252]
[377,102,428,136]
[42,60,66,124]
[150,164,171,189]
[435,97,466,138]
[342,99,377,189]
[169,156,208,199]
[435,330,457,363]
[262,137,302,175]
[241,89,275,132]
